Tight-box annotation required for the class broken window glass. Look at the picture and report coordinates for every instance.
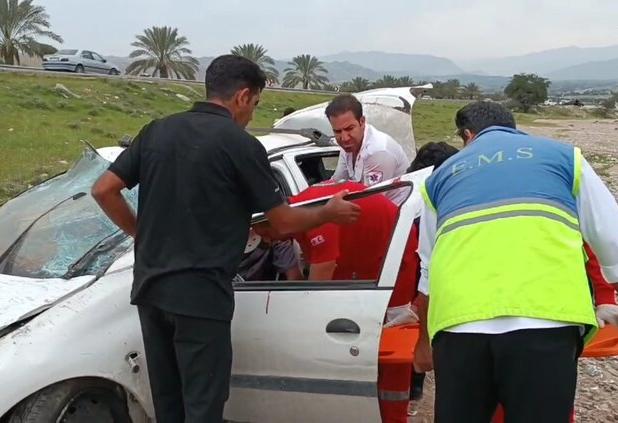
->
[0,147,136,279]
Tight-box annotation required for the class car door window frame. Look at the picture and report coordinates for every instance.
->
[294,151,340,186]
[269,161,297,198]
[282,147,340,192]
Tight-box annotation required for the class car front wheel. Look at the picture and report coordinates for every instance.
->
[109,68,120,76]
[8,378,131,423]
[74,64,84,73]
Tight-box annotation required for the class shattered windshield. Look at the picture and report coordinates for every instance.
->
[0,148,136,279]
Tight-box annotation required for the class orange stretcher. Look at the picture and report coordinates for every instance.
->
[582,325,618,357]
[378,324,618,363]
[378,324,419,365]
[381,324,618,423]
[378,325,419,423]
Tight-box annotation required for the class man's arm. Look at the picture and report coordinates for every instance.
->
[285,266,303,280]
[234,135,360,233]
[577,158,618,285]
[266,190,359,235]
[413,199,438,372]
[302,224,339,280]
[585,243,617,306]
[92,171,137,238]
[309,261,337,280]
[330,153,349,182]
[92,125,146,238]
[585,243,618,327]
[413,293,432,372]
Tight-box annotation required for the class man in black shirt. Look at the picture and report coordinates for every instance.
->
[92,55,360,423]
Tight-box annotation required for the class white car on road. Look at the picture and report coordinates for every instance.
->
[43,49,121,75]
[0,88,425,422]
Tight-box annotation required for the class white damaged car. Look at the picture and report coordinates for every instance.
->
[0,88,428,422]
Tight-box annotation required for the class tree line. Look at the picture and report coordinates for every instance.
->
[0,0,556,109]
[338,77,482,99]
[0,1,331,89]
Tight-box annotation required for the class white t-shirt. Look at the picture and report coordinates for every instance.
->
[331,124,409,205]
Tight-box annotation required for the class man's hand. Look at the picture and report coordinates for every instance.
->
[266,190,360,235]
[321,190,361,225]
[413,338,433,372]
[596,304,618,328]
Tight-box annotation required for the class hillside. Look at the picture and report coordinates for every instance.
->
[464,45,618,77]
[549,57,618,81]
[0,71,594,204]
[105,55,381,84]
[321,51,463,75]
[0,72,333,203]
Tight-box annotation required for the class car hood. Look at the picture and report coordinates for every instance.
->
[0,274,96,332]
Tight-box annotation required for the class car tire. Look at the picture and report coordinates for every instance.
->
[109,68,120,76]
[75,64,84,73]
[8,378,131,423]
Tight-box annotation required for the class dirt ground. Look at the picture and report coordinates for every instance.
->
[409,119,618,423]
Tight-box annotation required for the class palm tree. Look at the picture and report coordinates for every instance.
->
[126,26,199,80]
[372,74,398,88]
[349,77,370,92]
[231,43,279,84]
[282,54,329,90]
[462,82,482,99]
[0,0,62,65]
[397,76,415,87]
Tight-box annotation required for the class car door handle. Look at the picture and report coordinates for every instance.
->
[326,319,360,334]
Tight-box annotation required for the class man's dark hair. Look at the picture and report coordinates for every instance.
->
[205,55,266,100]
[325,94,363,120]
[408,142,459,172]
[455,101,516,135]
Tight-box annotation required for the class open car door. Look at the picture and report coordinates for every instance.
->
[224,172,429,422]
[273,87,418,160]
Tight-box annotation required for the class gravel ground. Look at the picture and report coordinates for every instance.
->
[409,119,618,423]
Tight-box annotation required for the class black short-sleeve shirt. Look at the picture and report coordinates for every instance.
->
[108,102,283,320]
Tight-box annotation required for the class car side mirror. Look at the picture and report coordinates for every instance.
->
[102,59,107,63]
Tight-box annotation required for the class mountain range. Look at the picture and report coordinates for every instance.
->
[463,45,618,78]
[105,44,618,91]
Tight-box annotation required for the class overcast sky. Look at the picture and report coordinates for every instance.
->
[38,0,618,61]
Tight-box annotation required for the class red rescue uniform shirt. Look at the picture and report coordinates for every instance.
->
[585,243,617,306]
[289,182,418,306]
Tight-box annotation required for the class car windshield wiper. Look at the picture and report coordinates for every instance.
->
[0,192,87,274]
[63,229,129,279]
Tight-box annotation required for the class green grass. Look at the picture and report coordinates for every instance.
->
[0,72,596,204]
[0,72,332,203]
[412,99,596,147]
[412,99,468,146]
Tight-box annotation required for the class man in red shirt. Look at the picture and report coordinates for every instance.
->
[288,181,416,285]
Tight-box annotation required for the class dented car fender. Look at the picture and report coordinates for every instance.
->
[0,267,152,418]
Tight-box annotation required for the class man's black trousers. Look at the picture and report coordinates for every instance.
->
[432,327,582,423]
[138,304,232,423]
